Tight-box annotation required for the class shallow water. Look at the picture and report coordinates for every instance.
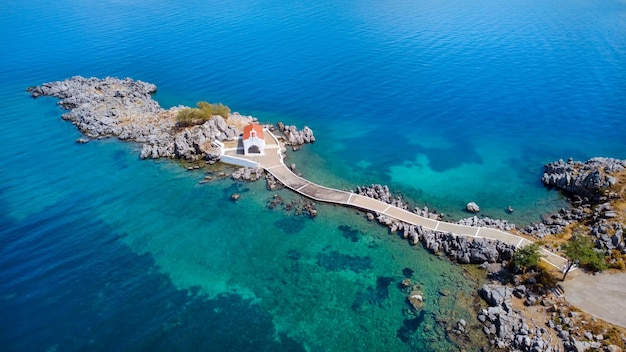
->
[1,0,625,350]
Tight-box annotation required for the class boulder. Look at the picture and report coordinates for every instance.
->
[466,202,480,213]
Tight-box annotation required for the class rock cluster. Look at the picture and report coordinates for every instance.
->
[479,284,626,352]
[523,157,626,256]
[265,172,284,191]
[457,216,516,232]
[231,167,264,182]
[29,76,248,162]
[522,207,585,239]
[357,184,514,264]
[422,232,515,264]
[478,284,557,351]
[541,158,625,204]
[589,220,625,254]
[277,122,315,146]
[142,114,239,161]
[266,194,318,218]
[374,213,513,264]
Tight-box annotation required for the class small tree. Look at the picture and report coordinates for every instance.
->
[561,233,607,280]
[513,242,541,273]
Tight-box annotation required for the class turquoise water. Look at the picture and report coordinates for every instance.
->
[1,0,625,350]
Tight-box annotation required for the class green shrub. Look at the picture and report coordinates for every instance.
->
[176,101,231,127]
[562,233,608,279]
[513,243,541,273]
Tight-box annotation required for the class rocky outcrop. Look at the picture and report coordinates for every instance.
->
[277,122,315,146]
[231,167,264,182]
[457,216,516,232]
[477,284,558,351]
[29,76,165,139]
[29,76,250,162]
[422,232,515,264]
[542,158,625,204]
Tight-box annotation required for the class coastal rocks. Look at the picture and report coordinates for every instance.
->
[356,184,442,219]
[171,117,236,161]
[522,207,585,239]
[457,216,516,232]
[277,122,315,146]
[358,184,514,264]
[267,194,318,218]
[265,172,284,191]
[231,166,264,182]
[466,202,480,213]
[541,157,626,204]
[29,76,164,139]
[422,232,515,264]
[478,284,555,351]
[29,76,250,163]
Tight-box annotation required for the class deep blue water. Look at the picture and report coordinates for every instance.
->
[1,0,625,350]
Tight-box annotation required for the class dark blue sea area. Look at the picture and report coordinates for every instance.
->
[1,0,625,350]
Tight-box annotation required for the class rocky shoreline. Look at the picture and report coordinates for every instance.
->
[353,155,626,352]
[524,158,626,257]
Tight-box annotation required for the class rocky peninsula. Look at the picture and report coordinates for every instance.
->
[28,76,315,165]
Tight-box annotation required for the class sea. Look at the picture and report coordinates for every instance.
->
[1,0,625,350]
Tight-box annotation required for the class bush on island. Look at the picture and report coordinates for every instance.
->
[176,101,230,127]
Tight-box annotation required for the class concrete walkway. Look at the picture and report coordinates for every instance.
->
[219,129,569,270]
[561,272,626,327]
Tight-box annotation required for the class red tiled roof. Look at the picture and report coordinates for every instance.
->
[243,123,264,140]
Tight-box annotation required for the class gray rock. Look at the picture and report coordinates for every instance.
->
[29,76,251,164]
[542,157,626,203]
[466,202,480,213]
[278,123,315,146]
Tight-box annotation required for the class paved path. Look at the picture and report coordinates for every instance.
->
[220,130,569,270]
[561,272,626,327]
